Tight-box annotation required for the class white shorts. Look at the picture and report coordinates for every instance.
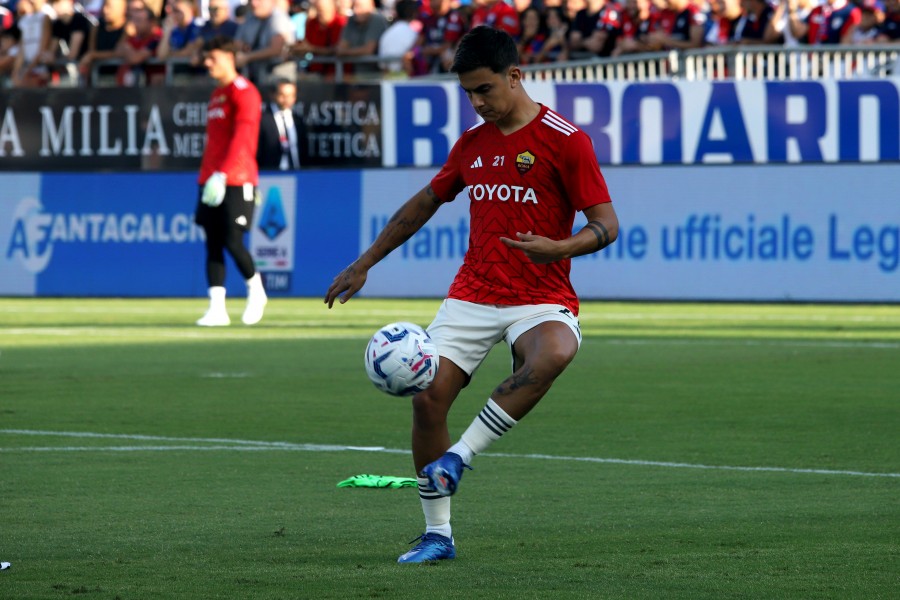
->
[426,299,582,377]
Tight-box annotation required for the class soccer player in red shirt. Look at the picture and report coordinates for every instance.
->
[195,36,267,327]
[325,26,618,563]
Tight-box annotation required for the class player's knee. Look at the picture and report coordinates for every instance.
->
[224,232,246,254]
[529,346,576,380]
[411,388,450,429]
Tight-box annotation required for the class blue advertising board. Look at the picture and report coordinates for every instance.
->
[380,79,900,166]
[1,171,361,298]
[3,165,896,302]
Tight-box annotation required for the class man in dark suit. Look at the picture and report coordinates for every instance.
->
[257,78,303,171]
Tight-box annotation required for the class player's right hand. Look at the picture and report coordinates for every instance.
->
[201,172,227,207]
[325,262,368,308]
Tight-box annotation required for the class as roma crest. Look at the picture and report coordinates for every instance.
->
[516,151,536,174]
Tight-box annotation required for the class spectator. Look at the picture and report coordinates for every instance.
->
[290,0,309,40]
[764,0,814,45]
[854,0,885,43]
[534,5,569,61]
[568,0,606,55]
[143,0,162,20]
[194,0,238,49]
[47,0,96,62]
[234,0,295,84]
[876,0,900,41]
[336,0,387,78]
[442,0,471,63]
[156,0,201,60]
[564,0,587,22]
[78,0,127,83]
[0,26,20,79]
[705,0,741,46]
[1,4,15,31]
[512,0,533,14]
[613,0,656,54]
[44,0,96,85]
[11,0,53,87]
[471,0,520,37]
[795,0,861,45]
[733,0,772,44]
[414,0,458,74]
[645,0,706,50]
[114,2,162,85]
[234,1,250,23]
[516,5,547,63]
[378,0,418,76]
[583,0,626,56]
[294,0,345,77]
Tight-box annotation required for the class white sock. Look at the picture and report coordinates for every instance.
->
[208,286,226,310]
[447,440,475,465]
[418,476,452,539]
[246,273,265,296]
[459,398,517,457]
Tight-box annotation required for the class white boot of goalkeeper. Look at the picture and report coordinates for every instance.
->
[242,273,267,326]
[197,286,230,326]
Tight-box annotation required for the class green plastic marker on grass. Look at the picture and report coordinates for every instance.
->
[337,474,417,489]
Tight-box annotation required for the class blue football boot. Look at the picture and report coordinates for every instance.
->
[422,451,472,497]
[397,533,456,564]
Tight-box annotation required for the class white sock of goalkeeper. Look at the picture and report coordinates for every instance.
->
[449,398,518,464]
[246,272,264,294]
[208,286,226,310]
[418,476,452,539]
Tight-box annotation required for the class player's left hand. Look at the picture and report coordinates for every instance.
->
[201,172,227,207]
[499,231,562,264]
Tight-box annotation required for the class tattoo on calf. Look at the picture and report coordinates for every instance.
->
[584,220,610,251]
[495,367,538,396]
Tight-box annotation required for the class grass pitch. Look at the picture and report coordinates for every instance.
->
[1,298,898,599]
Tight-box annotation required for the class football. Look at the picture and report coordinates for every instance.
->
[364,322,439,396]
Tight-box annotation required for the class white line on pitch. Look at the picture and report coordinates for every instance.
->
[604,339,900,349]
[2,429,898,479]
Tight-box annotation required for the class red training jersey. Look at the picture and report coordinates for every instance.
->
[199,75,262,186]
[430,105,612,315]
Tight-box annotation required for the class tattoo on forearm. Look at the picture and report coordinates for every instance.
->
[494,367,538,396]
[373,186,440,260]
[584,220,610,251]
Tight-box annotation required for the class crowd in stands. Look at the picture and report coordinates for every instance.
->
[1,0,899,87]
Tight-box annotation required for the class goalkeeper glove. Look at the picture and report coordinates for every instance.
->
[201,172,227,207]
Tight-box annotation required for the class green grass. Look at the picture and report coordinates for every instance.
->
[1,298,898,599]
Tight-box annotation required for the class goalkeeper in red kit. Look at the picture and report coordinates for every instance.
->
[195,36,267,327]
[325,27,619,563]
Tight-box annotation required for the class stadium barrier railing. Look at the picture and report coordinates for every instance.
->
[2,45,898,90]
[514,44,900,83]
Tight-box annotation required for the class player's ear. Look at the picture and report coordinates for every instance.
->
[507,66,522,89]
